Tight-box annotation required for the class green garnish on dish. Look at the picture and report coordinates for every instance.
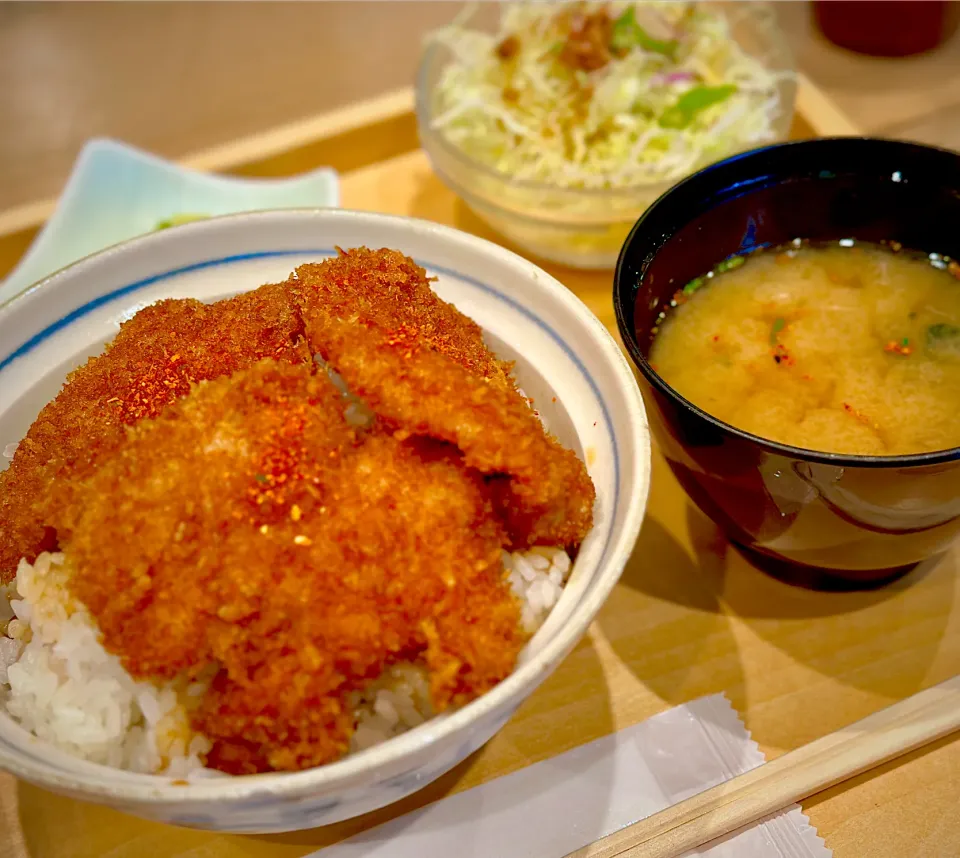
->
[769,316,786,345]
[683,255,746,297]
[714,254,745,274]
[427,2,792,191]
[611,6,676,57]
[155,214,209,231]
[926,323,960,355]
[659,85,738,129]
[927,323,960,342]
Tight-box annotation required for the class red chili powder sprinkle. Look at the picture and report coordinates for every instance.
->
[116,352,196,424]
[771,344,794,366]
[243,402,325,527]
[842,401,877,428]
[883,340,913,356]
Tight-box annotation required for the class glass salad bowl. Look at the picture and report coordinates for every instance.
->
[416,2,797,270]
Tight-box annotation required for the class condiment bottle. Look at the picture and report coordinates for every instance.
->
[813,0,960,57]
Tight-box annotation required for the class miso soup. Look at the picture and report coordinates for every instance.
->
[648,242,960,456]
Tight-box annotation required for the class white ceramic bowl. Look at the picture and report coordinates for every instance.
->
[0,210,650,833]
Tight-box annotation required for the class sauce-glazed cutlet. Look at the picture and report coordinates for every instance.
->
[289,248,596,551]
[290,247,515,390]
[0,284,310,582]
[51,360,523,775]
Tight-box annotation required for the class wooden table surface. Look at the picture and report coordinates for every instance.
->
[2,1,960,217]
[2,3,960,857]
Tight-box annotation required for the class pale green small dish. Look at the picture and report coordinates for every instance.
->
[0,138,339,305]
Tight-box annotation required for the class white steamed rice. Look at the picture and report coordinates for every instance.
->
[0,545,572,778]
[1,349,574,777]
[0,553,214,779]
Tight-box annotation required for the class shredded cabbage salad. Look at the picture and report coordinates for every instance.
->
[428,2,794,190]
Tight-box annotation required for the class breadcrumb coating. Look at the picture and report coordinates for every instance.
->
[291,248,515,390]
[4,246,596,775]
[51,361,522,774]
[0,285,309,582]
[290,248,596,550]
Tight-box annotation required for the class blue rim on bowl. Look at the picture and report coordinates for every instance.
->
[0,209,651,831]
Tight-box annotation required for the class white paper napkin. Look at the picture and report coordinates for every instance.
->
[312,695,830,858]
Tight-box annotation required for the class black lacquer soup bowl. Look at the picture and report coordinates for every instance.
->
[614,137,960,590]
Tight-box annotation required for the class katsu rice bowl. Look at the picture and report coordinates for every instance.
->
[0,210,649,832]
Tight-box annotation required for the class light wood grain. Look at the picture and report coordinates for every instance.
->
[0,87,417,238]
[0,55,959,858]
[0,2,463,213]
[776,2,960,144]
[793,73,861,138]
[568,676,960,858]
[0,70,838,240]
[0,774,25,858]
[0,79,830,274]
[3,1,960,218]
[8,432,960,858]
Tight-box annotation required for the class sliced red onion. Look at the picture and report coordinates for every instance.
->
[661,71,696,83]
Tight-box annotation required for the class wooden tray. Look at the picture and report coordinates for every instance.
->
[3,78,959,858]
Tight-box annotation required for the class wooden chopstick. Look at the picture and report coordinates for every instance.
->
[565,675,960,858]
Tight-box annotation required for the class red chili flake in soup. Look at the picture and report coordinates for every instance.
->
[883,338,912,356]
[645,240,960,456]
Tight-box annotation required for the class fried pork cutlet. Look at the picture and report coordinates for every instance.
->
[291,248,515,390]
[289,249,596,550]
[0,285,309,582]
[51,360,523,774]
